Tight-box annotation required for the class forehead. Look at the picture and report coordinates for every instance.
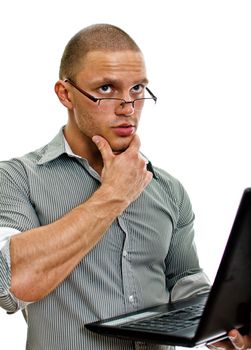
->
[76,50,147,83]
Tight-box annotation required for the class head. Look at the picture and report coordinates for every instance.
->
[59,23,141,81]
[55,24,152,158]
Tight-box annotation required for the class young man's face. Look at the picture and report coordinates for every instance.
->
[66,50,148,154]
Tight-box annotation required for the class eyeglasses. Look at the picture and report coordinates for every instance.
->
[64,78,157,112]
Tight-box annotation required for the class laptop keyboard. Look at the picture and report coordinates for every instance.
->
[122,303,205,333]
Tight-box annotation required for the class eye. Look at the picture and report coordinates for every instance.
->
[98,85,113,94]
[131,84,144,94]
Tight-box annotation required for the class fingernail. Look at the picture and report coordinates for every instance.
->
[92,136,100,144]
[229,335,237,342]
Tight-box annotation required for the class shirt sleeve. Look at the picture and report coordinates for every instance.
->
[165,180,211,299]
[170,271,211,302]
[0,160,39,313]
[0,227,33,313]
[0,227,20,250]
[0,235,32,313]
[0,160,40,231]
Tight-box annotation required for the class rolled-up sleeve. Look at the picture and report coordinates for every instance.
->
[0,232,32,313]
[0,237,18,313]
[170,271,211,302]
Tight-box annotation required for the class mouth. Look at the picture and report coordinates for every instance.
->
[111,124,136,137]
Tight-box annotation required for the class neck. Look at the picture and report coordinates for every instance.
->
[63,124,103,174]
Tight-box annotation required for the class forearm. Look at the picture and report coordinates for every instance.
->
[10,184,127,302]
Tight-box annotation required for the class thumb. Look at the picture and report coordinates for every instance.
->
[92,135,114,164]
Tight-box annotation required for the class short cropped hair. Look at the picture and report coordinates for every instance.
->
[59,23,141,80]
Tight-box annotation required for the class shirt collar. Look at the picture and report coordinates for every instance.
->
[63,136,82,159]
[37,127,66,165]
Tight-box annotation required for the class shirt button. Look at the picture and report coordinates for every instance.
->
[122,250,128,257]
[129,295,134,303]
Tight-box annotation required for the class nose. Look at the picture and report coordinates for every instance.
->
[115,100,135,116]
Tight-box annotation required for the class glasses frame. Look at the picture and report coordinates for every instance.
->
[64,78,157,109]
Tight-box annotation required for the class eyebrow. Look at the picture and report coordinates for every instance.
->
[90,77,149,86]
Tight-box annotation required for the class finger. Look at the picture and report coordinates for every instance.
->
[207,345,225,350]
[208,336,232,350]
[140,154,149,166]
[125,134,141,153]
[228,330,245,350]
[92,135,114,163]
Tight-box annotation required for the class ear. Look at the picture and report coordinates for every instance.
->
[54,80,73,109]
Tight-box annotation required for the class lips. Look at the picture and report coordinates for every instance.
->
[112,124,135,137]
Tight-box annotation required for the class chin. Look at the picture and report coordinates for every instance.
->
[111,142,130,154]
[112,146,129,154]
[108,135,131,152]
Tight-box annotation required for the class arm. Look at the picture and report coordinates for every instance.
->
[8,135,152,302]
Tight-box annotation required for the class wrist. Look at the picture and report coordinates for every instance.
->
[95,184,130,216]
[76,184,130,222]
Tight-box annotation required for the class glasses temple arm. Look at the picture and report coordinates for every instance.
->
[64,78,99,103]
[145,87,157,102]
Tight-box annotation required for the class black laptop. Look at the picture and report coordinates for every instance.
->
[85,188,251,347]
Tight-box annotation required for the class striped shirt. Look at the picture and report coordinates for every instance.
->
[0,128,210,349]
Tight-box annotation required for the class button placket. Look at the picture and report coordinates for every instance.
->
[122,249,128,258]
[117,215,137,310]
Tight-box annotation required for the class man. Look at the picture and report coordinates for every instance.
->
[0,24,249,350]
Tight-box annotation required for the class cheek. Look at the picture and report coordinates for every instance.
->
[74,109,106,136]
[136,111,142,122]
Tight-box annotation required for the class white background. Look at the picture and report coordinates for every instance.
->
[0,1,251,348]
